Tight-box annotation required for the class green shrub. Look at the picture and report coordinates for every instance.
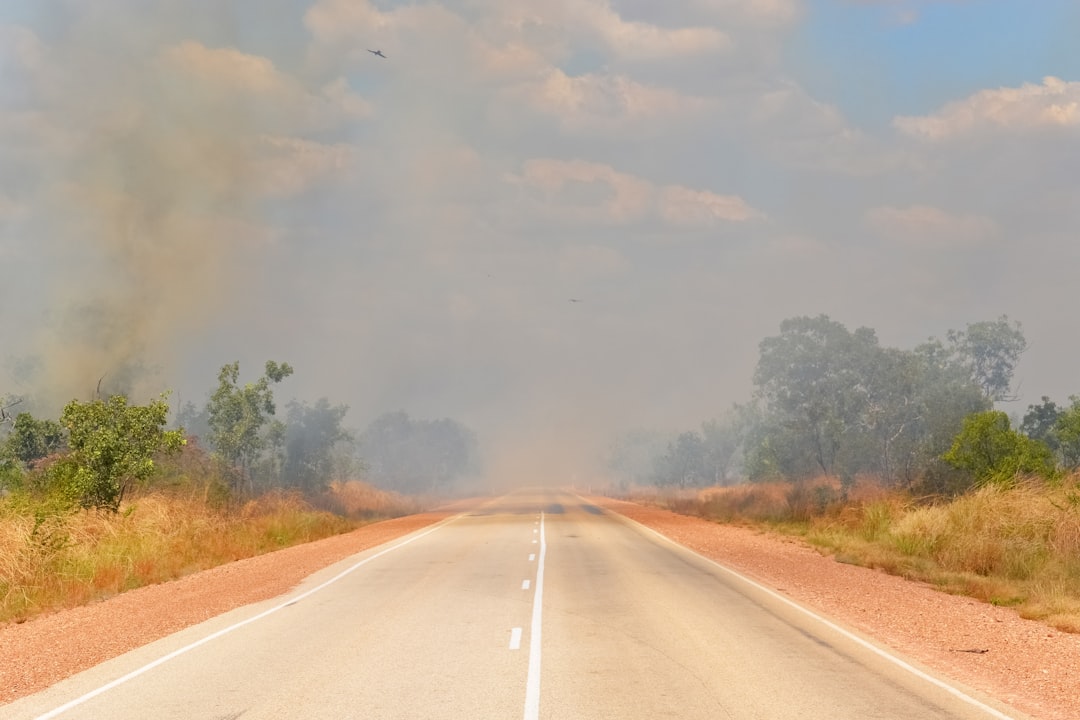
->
[943,411,1057,487]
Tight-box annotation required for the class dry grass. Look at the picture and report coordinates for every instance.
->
[621,476,887,524]
[615,475,1080,633]
[0,480,425,624]
[312,480,424,519]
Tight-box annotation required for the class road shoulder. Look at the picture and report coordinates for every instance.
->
[592,496,1080,720]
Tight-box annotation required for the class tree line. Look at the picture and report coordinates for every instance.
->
[1,360,479,512]
[611,315,1076,494]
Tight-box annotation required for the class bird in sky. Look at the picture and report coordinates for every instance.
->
[368,49,387,59]
[569,298,582,303]
[0,398,22,424]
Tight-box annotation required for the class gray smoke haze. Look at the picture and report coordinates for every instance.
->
[2,1,1078,486]
[8,3,267,407]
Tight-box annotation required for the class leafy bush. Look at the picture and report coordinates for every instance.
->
[943,411,1057,487]
[59,395,186,511]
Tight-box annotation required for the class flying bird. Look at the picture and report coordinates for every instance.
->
[569,298,582,303]
[0,398,23,424]
[368,49,387,59]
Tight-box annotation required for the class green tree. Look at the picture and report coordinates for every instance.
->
[897,340,991,487]
[6,412,65,465]
[358,411,478,493]
[608,429,671,487]
[942,410,1055,487]
[1053,398,1080,470]
[206,360,293,490]
[56,394,185,511]
[946,316,1027,401]
[1020,396,1061,454]
[700,415,742,485]
[283,398,351,492]
[752,315,882,477]
[746,318,993,487]
[421,417,479,489]
[652,431,707,487]
[175,401,212,444]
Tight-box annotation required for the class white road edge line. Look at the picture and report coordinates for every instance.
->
[509,627,523,650]
[606,502,1019,720]
[523,511,546,720]
[34,513,467,720]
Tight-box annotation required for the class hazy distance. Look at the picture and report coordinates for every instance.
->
[1,0,1078,487]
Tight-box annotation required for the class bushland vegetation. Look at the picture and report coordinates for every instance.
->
[609,314,1080,632]
[0,360,475,623]
[610,315,1045,492]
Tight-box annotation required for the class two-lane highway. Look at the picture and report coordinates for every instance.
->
[2,490,1028,719]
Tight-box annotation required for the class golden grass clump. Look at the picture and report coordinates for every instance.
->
[0,482,427,624]
[623,478,851,524]
[313,480,424,519]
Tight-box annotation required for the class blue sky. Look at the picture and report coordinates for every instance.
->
[1,0,1078,480]
[790,0,1080,127]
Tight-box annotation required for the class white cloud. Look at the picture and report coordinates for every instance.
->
[571,1,731,60]
[253,136,356,198]
[895,77,1080,140]
[304,0,393,49]
[162,41,285,96]
[471,39,551,83]
[692,0,802,26]
[510,158,653,224]
[509,158,762,228]
[160,41,370,133]
[513,68,714,134]
[659,186,764,225]
[865,204,997,246]
[740,80,910,175]
[0,24,48,111]
[305,0,731,73]
[305,0,476,70]
[0,24,44,72]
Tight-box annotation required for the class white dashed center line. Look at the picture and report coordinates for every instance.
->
[522,579,531,590]
[523,512,546,720]
[509,627,522,650]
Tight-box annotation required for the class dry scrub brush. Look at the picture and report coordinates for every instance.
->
[0,491,355,624]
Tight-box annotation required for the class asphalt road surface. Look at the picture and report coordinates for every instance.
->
[3,489,1028,720]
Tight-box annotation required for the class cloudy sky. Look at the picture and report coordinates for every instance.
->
[1,0,1078,482]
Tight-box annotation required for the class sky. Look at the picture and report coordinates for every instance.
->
[1,0,1078,484]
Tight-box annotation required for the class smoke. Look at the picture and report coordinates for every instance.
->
[7,1,1068,496]
[26,4,263,408]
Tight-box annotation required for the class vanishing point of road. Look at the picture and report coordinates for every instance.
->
[3,490,1028,720]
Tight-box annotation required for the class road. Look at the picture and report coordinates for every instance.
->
[2,490,1028,720]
